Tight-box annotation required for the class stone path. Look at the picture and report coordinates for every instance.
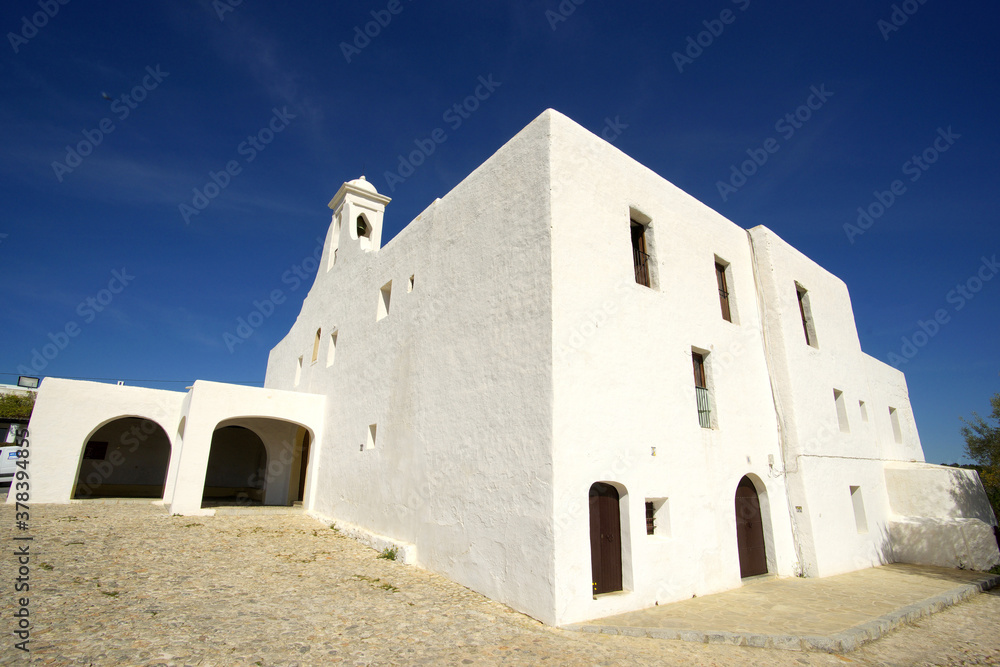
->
[2,502,999,666]
[571,563,999,652]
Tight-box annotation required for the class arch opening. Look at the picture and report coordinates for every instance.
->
[201,426,267,508]
[73,417,171,499]
[735,475,771,578]
[589,481,626,595]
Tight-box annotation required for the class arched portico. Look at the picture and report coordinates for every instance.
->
[73,417,171,499]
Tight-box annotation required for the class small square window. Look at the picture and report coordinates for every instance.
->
[645,498,670,536]
[83,441,108,460]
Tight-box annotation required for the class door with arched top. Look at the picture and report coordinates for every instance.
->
[589,482,623,594]
[735,476,768,577]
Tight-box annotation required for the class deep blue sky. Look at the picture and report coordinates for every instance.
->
[2,1,997,464]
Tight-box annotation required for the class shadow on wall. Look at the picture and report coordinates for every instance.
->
[945,467,998,525]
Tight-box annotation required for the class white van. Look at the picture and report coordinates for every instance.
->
[1,424,26,485]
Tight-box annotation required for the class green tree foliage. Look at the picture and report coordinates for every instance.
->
[0,392,35,420]
[961,392,1000,518]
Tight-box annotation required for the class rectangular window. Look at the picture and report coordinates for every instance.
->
[692,351,711,429]
[834,389,850,433]
[889,407,902,444]
[715,261,732,322]
[83,441,108,460]
[645,498,670,536]
[631,220,651,287]
[294,356,303,387]
[311,328,321,364]
[407,274,415,292]
[796,283,818,348]
[366,423,377,450]
[850,486,869,533]
[326,330,338,368]
[859,400,868,422]
[377,281,392,321]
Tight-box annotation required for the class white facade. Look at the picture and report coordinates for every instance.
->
[17,109,998,626]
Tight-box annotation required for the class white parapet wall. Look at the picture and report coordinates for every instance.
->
[885,462,999,571]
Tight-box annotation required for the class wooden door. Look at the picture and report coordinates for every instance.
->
[589,483,623,594]
[735,476,768,577]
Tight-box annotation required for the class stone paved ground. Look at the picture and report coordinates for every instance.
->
[1,502,999,666]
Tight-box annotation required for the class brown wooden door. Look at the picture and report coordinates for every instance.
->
[735,476,768,578]
[589,483,623,594]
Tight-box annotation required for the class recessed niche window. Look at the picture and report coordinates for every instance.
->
[366,424,377,450]
[715,258,736,323]
[850,486,869,533]
[377,281,392,321]
[407,274,415,292]
[859,400,868,423]
[795,282,818,348]
[834,389,850,433]
[692,348,713,429]
[889,407,903,444]
[294,356,303,387]
[645,498,670,536]
[311,328,321,364]
[326,330,338,368]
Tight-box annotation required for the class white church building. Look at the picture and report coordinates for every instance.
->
[18,109,998,626]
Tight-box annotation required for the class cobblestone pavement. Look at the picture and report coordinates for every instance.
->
[2,503,999,666]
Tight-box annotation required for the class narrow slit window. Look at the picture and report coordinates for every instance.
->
[850,486,869,533]
[859,400,868,423]
[796,283,818,348]
[366,423,377,450]
[834,389,850,433]
[715,261,732,322]
[889,407,902,444]
[377,281,392,321]
[407,274,415,292]
[326,330,338,368]
[692,351,711,429]
[631,219,651,287]
[294,356,303,387]
[311,328,321,364]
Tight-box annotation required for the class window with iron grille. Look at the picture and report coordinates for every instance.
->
[716,261,732,322]
[692,351,712,428]
[631,220,650,287]
[645,501,655,535]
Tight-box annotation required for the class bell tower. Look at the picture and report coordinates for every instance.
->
[325,176,391,269]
